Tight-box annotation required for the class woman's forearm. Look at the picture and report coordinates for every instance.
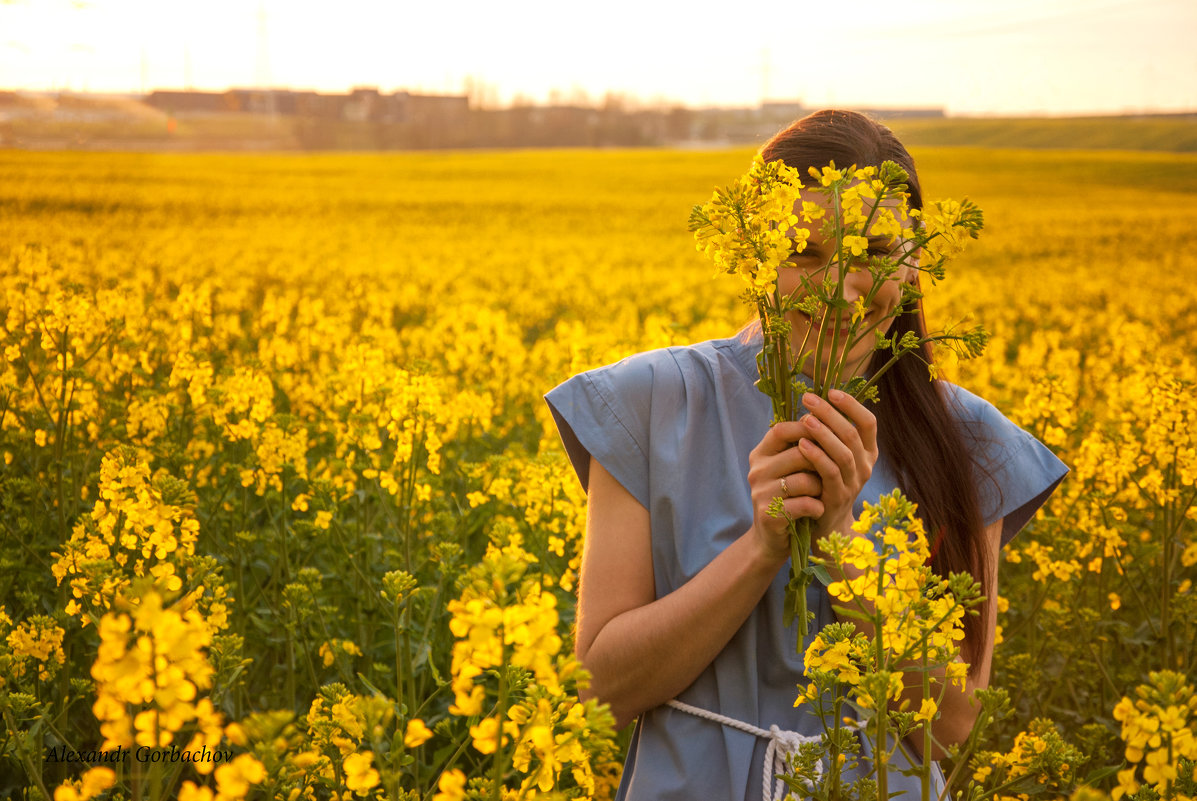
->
[579,528,786,729]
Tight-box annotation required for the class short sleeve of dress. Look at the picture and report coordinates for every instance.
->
[544,350,680,509]
[946,384,1070,547]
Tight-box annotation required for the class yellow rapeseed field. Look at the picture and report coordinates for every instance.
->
[1,144,1195,800]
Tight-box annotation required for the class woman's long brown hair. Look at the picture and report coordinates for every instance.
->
[760,109,992,671]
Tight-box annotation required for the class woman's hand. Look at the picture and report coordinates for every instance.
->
[795,389,879,542]
[747,389,879,559]
[577,457,805,728]
[747,418,823,563]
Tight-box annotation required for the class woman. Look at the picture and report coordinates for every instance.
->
[544,110,1067,801]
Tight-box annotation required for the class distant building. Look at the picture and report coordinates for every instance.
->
[343,87,381,122]
[294,91,347,120]
[146,90,230,114]
[400,92,470,125]
[144,86,470,127]
[224,89,303,115]
[130,87,945,150]
[855,107,945,119]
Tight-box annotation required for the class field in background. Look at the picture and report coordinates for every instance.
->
[3,92,1195,152]
[888,114,1197,152]
[1,143,1196,798]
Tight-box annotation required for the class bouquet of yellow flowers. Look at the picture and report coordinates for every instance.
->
[689,154,987,648]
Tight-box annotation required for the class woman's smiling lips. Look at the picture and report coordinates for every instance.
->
[798,311,867,337]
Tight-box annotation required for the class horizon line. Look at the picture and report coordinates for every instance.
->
[3,86,1194,120]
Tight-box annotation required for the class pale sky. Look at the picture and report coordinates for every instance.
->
[2,0,1194,115]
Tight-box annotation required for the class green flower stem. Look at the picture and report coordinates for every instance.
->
[872,563,889,801]
[422,702,494,801]
[401,606,416,732]
[1162,437,1177,669]
[3,708,52,801]
[54,327,70,543]
[491,639,510,801]
[825,184,891,393]
[392,597,405,719]
[828,695,845,801]
[921,666,932,801]
[785,516,810,643]
[149,636,163,801]
[418,573,448,705]
[850,329,972,403]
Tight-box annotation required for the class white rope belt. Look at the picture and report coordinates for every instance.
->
[666,699,823,801]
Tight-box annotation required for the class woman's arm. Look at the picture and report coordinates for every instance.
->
[576,416,830,730]
[574,458,780,729]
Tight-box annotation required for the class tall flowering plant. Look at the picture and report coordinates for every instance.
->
[789,491,999,801]
[689,155,987,647]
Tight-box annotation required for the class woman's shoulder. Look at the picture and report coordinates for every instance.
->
[542,335,759,505]
[938,382,1037,450]
[553,335,758,400]
[935,380,1070,544]
[937,381,1000,421]
[937,381,1031,460]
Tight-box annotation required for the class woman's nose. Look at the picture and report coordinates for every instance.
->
[840,265,871,303]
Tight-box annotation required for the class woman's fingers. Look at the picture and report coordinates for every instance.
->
[751,388,879,526]
[774,470,821,501]
[802,393,860,451]
[817,390,879,457]
[801,392,877,477]
[797,436,846,490]
[757,420,808,456]
[749,423,814,485]
[800,412,855,480]
[748,391,882,544]
[758,483,823,520]
[781,495,824,520]
[751,462,819,502]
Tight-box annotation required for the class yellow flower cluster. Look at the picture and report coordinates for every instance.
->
[791,491,980,798]
[445,543,616,795]
[1,246,125,449]
[271,685,393,798]
[90,589,224,755]
[4,613,66,681]
[836,165,913,243]
[689,154,806,295]
[448,545,563,715]
[916,198,983,267]
[319,638,364,668]
[465,452,589,591]
[802,493,971,706]
[52,766,116,801]
[1112,671,1197,799]
[175,754,268,801]
[971,719,1084,801]
[51,447,229,631]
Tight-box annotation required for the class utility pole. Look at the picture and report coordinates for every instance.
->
[256,2,270,88]
[256,1,274,115]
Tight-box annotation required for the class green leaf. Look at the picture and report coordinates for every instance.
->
[809,563,834,587]
[1080,763,1125,786]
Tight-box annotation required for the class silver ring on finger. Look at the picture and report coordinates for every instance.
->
[780,476,789,497]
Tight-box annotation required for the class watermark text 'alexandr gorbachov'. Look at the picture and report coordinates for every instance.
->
[45,744,234,765]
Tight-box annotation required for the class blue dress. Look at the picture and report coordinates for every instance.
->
[544,334,1068,801]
